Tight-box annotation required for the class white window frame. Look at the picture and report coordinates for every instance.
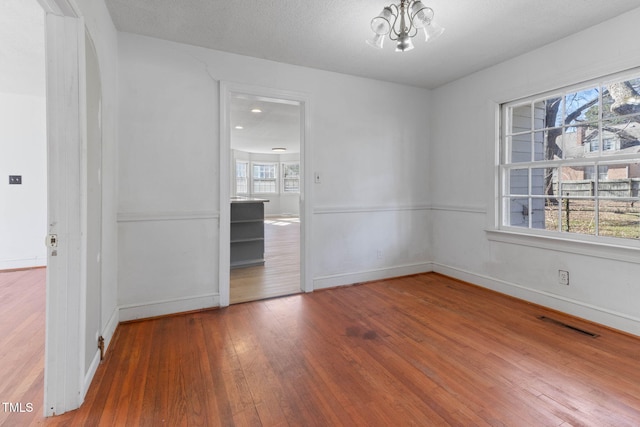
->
[281,161,300,193]
[235,160,249,194]
[498,69,640,247]
[251,162,278,194]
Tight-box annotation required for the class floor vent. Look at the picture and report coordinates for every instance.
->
[538,316,599,338]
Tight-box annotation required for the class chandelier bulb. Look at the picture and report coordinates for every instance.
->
[367,33,385,49]
[423,20,445,42]
[368,0,443,52]
[395,33,414,52]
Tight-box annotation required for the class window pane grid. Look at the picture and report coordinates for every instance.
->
[235,161,248,194]
[252,163,277,194]
[282,163,300,193]
[500,72,640,241]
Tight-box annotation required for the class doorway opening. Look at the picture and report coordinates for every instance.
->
[0,0,47,423]
[219,83,311,306]
[229,94,302,303]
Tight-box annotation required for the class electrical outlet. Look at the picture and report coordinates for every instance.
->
[9,175,22,185]
[558,270,569,286]
[377,249,383,259]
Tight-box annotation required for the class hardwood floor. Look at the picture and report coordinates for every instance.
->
[0,268,45,427]
[44,273,640,426]
[230,217,301,304]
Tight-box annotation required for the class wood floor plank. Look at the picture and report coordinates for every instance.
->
[0,268,45,427]
[230,217,301,304]
[28,272,640,426]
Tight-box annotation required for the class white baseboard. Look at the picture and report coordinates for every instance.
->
[82,351,101,400]
[119,293,220,322]
[313,262,433,290]
[432,262,640,337]
[0,257,46,271]
[80,307,118,401]
[102,307,119,352]
[114,262,638,335]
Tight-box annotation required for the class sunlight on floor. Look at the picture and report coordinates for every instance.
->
[230,216,300,304]
[265,217,300,226]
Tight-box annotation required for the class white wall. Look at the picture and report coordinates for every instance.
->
[430,7,640,335]
[0,0,46,271]
[0,92,47,270]
[117,33,432,318]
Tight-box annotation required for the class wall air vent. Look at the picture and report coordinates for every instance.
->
[538,316,599,338]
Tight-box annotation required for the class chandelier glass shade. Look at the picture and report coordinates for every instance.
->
[367,0,444,52]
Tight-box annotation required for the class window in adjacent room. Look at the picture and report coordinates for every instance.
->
[281,162,300,193]
[252,162,278,194]
[500,71,640,241]
[235,161,248,194]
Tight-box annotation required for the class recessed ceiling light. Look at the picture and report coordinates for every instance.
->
[234,125,244,130]
[272,147,286,152]
[251,108,262,113]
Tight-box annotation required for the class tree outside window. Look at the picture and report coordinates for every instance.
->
[501,73,640,240]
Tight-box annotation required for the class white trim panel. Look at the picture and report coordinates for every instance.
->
[486,229,640,265]
[432,262,640,337]
[119,293,220,322]
[313,204,485,215]
[0,258,47,270]
[43,8,86,416]
[82,351,100,400]
[101,306,119,354]
[430,204,487,214]
[117,211,220,223]
[37,0,79,16]
[314,205,431,215]
[313,262,433,290]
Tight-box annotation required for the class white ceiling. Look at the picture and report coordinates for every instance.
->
[231,95,301,154]
[7,1,640,154]
[105,0,640,89]
[104,0,640,154]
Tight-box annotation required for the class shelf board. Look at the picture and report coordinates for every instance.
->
[231,219,264,224]
[230,237,264,244]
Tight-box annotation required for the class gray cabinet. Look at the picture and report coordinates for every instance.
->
[230,199,267,268]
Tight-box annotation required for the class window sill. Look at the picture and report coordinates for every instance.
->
[485,228,640,264]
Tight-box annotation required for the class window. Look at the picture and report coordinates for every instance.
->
[500,72,640,241]
[282,162,300,193]
[235,161,248,194]
[589,136,617,153]
[252,162,277,194]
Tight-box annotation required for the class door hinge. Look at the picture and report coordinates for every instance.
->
[98,336,105,361]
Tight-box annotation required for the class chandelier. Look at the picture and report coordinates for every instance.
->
[367,0,444,52]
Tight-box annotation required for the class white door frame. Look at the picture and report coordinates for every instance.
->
[219,82,313,307]
[38,0,87,416]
